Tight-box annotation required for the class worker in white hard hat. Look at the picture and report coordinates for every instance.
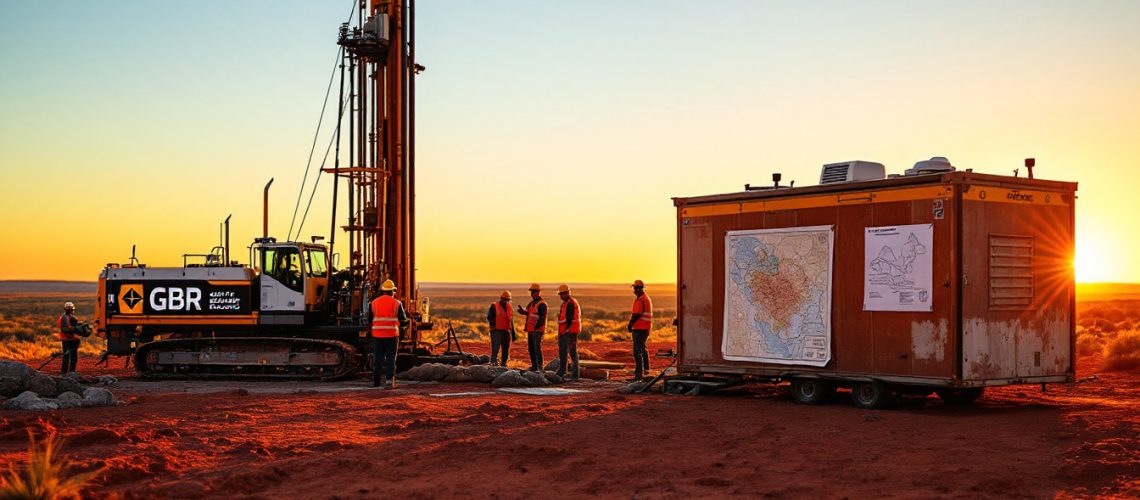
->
[516,283,548,371]
[556,284,581,380]
[57,301,84,374]
[367,279,408,388]
[628,279,654,381]
[487,290,515,366]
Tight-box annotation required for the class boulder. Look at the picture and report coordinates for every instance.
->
[2,391,59,411]
[544,359,560,371]
[430,364,453,382]
[0,361,34,383]
[81,387,117,407]
[491,370,530,388]
[521,371,548,386]
[54,376,86,396]
[95,375,118,386]
[543,372,564,384]
[0,377,23,398]
[26,373,59,398]
[466,364,494,383]
[55,392,84,409]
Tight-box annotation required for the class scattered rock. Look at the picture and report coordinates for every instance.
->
[491,370,531,388]
[617,381,647,394]
[95,375,118,386]
[26,373,59,398]
[55,392,84,409]
[82,387,118,407]
[63,371,96,384]
[543,372,564,384]
[2,391,59,411]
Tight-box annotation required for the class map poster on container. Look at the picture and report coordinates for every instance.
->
[722,225,834,367]
[863,223,934,312]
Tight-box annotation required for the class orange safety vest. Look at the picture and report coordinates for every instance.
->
[370,295,402,338]
[58,313,78,341]
[558,297,581,335]
[631,294,653,331]
[492,301,513,331]
[525,299,547,333]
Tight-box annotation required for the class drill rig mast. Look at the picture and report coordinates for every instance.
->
[92,0,443,379]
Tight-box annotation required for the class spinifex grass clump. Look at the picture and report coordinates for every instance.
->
[0,430,101,500]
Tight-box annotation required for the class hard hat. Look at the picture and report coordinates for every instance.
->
[632,279,645,288]
[381,279,397,291]
[528,283,541,292]
[557,284,570,294]
[500,291,512,300]
[63,301,75,310]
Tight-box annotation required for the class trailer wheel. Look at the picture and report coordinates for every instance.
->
[790,378,834,405]
[935,387,985,405]
[850,381,893,409]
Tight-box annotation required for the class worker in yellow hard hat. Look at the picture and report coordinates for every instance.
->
[487,290,515,366]
[556,284,581,380]
[57,301,84,374]
[368,279,408,388]
[628,279,654,381]
[516,283,548,371]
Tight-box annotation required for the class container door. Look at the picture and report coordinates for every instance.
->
[679,216,717,367]
[959,185,1074,381]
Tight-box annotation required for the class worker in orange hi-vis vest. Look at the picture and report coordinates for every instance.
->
[368,279,409,388]
[57,301,84,375]
[628,279,654,381]
[487,291,515,366]
[516,283,548,372]
[556,284,581,381]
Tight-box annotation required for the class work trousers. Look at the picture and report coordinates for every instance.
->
[371,337,398,386]
[557,333,579,380]
[526,331,544,371]
[632,330,650,377]
[490,330,511,366]
[60,339,80,375]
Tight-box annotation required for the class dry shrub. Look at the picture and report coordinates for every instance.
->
[1102,330,1140,372]
[1076,330,1104,357]
[0,430,102,499]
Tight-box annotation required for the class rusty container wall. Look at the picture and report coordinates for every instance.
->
[675,172,1076,387]
[958,176,1076,384]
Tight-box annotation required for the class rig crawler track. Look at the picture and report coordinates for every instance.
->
[134,337,360,380]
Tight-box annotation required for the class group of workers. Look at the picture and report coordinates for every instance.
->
[484,280,654,381]
[56,280,654,385]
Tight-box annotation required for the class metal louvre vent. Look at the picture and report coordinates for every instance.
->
[820,164,849,184]
[989,234,1034,308]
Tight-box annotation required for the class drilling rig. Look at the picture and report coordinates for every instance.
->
[92,0,458,379]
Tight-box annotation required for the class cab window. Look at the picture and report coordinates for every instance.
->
[305,249,327,277]
[263,247,304,292]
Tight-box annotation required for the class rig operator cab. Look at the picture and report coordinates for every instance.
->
[253,238,330,325]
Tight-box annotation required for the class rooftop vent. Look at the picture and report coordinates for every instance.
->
[819,161,886,184]
[905,156,955,176]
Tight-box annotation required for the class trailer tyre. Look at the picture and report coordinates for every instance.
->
[935,387,985,405]
[850,381,893,409]
[790,378,834,405]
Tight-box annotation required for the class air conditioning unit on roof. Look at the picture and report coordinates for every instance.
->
[819,160,886,185]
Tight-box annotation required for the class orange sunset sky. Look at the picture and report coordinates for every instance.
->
[1,1,1138,284]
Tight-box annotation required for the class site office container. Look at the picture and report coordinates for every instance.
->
[672,171,1076,404]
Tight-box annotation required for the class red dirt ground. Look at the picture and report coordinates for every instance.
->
[2,342,1137,499]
